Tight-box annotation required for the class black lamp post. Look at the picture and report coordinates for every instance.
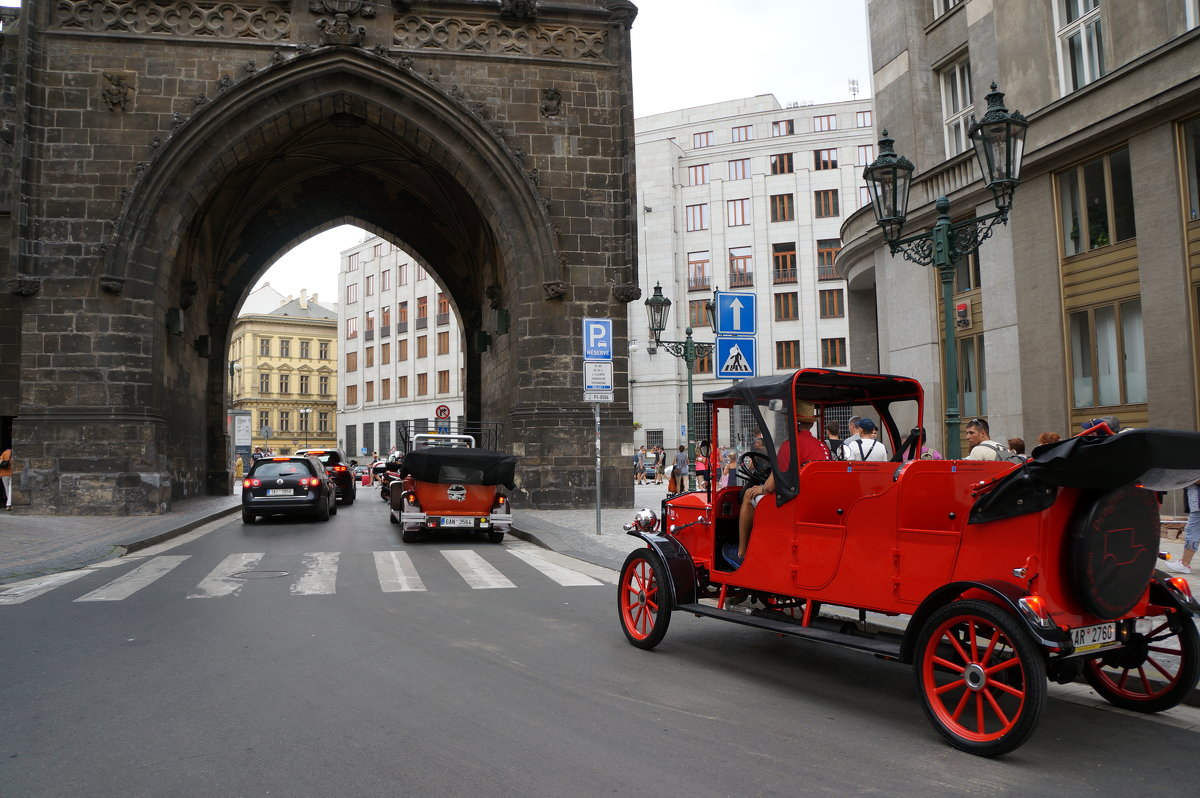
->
[644,282,715,491]
[863,83,1027,458]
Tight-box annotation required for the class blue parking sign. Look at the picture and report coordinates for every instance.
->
[582,318,613,361]
[715,336,756,379]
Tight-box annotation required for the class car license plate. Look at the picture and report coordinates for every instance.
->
[267,488,295,496]
[1071,622,1117,652]
[439,517,474,528]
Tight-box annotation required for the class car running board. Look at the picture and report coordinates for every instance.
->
[677,603,905,661]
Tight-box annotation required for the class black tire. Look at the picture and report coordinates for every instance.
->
[389,512,399,524]
[487,530,505,544]
[241,509,255,524]
[401,528,420,543]
[342,487,356,505]
[315,496,331,522]
[618,548,673,650]
[330,498,338,515]
[1084,612,1200,713]
[914,599,1047,757]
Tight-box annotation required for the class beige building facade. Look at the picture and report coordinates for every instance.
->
[839,1,1200,465]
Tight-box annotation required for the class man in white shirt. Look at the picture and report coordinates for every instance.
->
[840,418,888,461]
[964,417,1004,460]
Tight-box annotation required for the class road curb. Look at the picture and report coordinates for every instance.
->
[121,504,241,555]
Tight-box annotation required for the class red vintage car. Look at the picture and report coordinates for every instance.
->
[617,369,1200,756]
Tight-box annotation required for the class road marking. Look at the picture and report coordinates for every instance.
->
[442,550,516,589]
[373,551,426,592]
[74,556,190,602]
[291,552,339,595]
[508,542,619,584]
[187,553,264,599]
[508,548,603,586]
[0,570,93,605]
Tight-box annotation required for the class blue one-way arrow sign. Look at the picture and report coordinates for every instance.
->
[714,291,756,336]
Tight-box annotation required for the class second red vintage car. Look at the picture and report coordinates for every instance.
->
[617,369,1200,756]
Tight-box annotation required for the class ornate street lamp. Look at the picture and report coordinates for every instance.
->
[644,282,714,491]
[863,83,1027,457]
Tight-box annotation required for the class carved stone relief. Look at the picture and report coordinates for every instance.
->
[54,1,291,40]
[393,15,607,61]
[100,71,135,111]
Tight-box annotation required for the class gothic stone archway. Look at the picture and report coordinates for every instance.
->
[0,0,640,514]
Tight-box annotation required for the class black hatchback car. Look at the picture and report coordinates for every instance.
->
[293,448,357,504]
[242,456,337,523]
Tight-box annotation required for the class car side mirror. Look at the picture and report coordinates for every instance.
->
[768,399,784,412]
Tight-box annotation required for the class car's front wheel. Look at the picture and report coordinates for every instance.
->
[914,599,1047,757]
[1083,611,1200,713]
[618,548,673,650]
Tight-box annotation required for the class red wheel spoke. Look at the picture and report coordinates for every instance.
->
[1146,620,1170,638]
[1137,666,1152,695]
[979,631,1000,667]
[1144,655,1175,682]
[983,689,1013,729]
[987,678,1026,700]
[949,685,972,721]
[932,656,966,674]
[934,676,967,696]
[942,630,972,665]
[985,657,1021,676]
[1147,645,1181,656]
[1115,668,1130,690]
[975,692,985,734]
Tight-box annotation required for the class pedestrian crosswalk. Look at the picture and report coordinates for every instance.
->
[0,543,614,605]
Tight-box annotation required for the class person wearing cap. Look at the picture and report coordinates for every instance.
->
[726,400,829,568]
[839,418,889,461]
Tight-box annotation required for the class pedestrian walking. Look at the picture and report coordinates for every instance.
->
[1165,481,1200,575]
[0,444,11,510]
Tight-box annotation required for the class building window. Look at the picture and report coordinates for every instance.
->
[769,193,795,222]
[770,153,794,174]
[1186,118,1200,221]
[365,346,374,368]
[687,164,710,185]
[693,130,713,148]
[259,372,271,393]
[859,186,872,208]
[381,342,391,365]
[729,246,753,288]
[776,340,800,369]
[417,265,427,281]
[821,338,847,367]
[437,293,450,325]
[856,110,873,127]
[935,0,965,16]
[686,203,710,232]
[381,269,391,292]
[365,381,374,403]
[437,331,449,355]
[416,296,428,329]
[856,144,875,166]
[279,411,291,432]
[726,198,750,226]
[346,316,358,339]
[398,263,408,285]
[774,292,798,322]
[348,252,359,271]
[398,375,408,398]
[365,274,375,296]
[731,124,753,142]
[398,301,408,327]
[278,339,289,358]
[417,373,428,396]
[955,249,982,293]
[437,370,450,394]
[346,384,357,405]
[727,158,750,181]
[381,378,390,401]
[772,243,797,284]
[365,310,375,334]
[646,429,664,449]
[814,149,838,170]
[1056,0,1105,94]
[816,238,841,279]
[318,412,330,432]
[940,56,973,157]
[399,339,408,362]
[417,335,428,358]
[319,341,329,359]
[319,375,329,395]
[688,299,710,328]
[695,352,712,375]
[300,340,311,359]
[346,282,359,304]
[959,333,988,418]
[771,119,794,137]
[1069,299,1146,408]
[815,190,840,218]
[279,373,290,394]
[258,410,270,434]
[1057,147,1136,256]
[688,251,711,292]
[819,289,844,318]
[299,374,310,395]
[814,114,836,132]
[346,351,357,372]
[259,337,271,357]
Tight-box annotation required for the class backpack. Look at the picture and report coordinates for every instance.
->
[981,441,1025,463]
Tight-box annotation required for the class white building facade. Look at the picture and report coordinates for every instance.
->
[337,239,465,458]
[630,95,876,450]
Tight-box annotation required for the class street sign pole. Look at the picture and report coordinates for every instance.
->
[581,318,614,536]
[594,401,601,536]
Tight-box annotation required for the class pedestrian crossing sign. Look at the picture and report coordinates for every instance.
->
[715,336,756,379]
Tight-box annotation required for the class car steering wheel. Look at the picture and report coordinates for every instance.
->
[738,451,772,486]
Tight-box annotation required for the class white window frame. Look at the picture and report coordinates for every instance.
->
[1054,0,1104,95]
[934,0,965,18]
[726,198,750,227]
[856,144,875,166]
[727,158,749,181]
[731,125,753,142]
[939,55,973,157]
[855,110,873,128]
[687,163,710,186]
[814,115,836,132]
[685,203,709,232]
[693,130,713,148]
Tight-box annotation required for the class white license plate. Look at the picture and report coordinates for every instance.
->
[266,488,295,496]
[1071,622,1117,652]
[438,517,474,528]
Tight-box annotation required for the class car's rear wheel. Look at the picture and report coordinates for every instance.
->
[914,599,1047,757]
[342,488,356,505]
[487,530,504,544]
[330,498,337,515]
[315,496,331,522]
[618,548,672,650]
[1083,612,1200,713]
[241,509,255,524]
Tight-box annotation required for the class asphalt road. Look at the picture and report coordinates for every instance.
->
[3,498,1198,797]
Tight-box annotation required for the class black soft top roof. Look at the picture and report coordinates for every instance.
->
[703,369,923,405]
[401,447,518,489]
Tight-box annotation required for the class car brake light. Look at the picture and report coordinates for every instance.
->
[334,465,347,472]
[271,457,290,461]
[1166,576,1194,599]
[243,478,261,488]
[405,492,418,505]
[1017,595,1055,629]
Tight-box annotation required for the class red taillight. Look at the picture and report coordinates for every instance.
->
[1167,576,1194,599]
[405,492,418,505]
[243,478,261,488]
[334,465,348,472]
[298,477,315,487]
[496,495,507,505]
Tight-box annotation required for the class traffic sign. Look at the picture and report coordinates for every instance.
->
[437,425,450,434]
[713,291,757,336]
[583,392,614,403]
[715,336,756,379]
[584,361,613,392]
[435,404,451,419]
[582,317,613,361]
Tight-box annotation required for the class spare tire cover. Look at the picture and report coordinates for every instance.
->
[1067,487,1159,619]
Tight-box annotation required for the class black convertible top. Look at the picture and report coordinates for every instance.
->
[702,368,923,406]
[970,428,1200,523]
[400,447,518,489]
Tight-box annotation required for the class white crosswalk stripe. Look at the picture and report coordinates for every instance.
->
[75,555,190,602]
[507,548,604,586]
[441,550,516,589]
[373,551,426,592]
[187,553,264,599]
[0,570,93,605]
[291,552,339,595]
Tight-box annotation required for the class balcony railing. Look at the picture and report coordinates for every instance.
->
[728,271,754,288]
[416,316,428,329]
[397,320,408,333]
[364,328,374,341]
[436,312,450,326]
[380,325,390,338]
[687,276,711,292]
[817,265,838,281]
[772,269,797,284]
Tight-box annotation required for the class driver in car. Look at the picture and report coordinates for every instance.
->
[725,400,829,568]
